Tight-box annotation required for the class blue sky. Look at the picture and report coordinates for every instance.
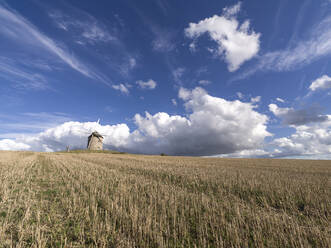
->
[0,0,331,158]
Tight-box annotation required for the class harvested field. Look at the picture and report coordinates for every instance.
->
[0,151,330,247]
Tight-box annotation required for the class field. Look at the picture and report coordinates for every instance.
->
[0,151,330,247]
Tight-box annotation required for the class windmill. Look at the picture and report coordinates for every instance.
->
[83,119,108,151]
[87,131,104,150]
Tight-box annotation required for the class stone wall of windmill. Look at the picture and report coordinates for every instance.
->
[87,131,104,150]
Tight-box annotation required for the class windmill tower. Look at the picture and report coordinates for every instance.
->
[87,131,104,150]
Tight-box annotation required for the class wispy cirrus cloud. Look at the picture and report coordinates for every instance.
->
[130,3,176,53]
[49,1,146,78]
[0,3,110,85]
[0,57,49,90]
[172,67,185,83]
[49,10,117,45]
[234,15,331,80]
[151,28,176,52]
[47,3,139,79]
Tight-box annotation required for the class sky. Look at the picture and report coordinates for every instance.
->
[0,0,331,159]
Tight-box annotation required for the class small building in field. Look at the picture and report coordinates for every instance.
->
[87,131,104,150]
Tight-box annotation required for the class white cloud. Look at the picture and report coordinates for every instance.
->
[126,86,270,155]
[198,80,211,85]
[185,3,260,71]
[189,42,196,52]
[309,75,331,91]
[117,56,137,77]
[269,104,291,116]
[223,2,241,17]
[129,57,137,69]
[12,121,130,152]
[269,103,328,126]
[136,79,157,90]
[236,92,244,99]
[0,87,271,156]
[216,115,331,159]
[112,84,129,94]
[171,99,177,106]
[4,96,330,159]
[178,87,191,101]
[271,117,331,158]
[213,148,269,158]
[276,97,285,103]
[251,96,261,103]
[0,139,30,150]
[217,120,331,159]
[131,87,270,155]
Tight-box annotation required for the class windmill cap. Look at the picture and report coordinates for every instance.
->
[89,131,104,138]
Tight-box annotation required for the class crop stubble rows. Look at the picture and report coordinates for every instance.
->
[0,151,330,247]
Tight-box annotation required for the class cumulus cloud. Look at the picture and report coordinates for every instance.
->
[123,87,270,155]
[136,79,157,90]
[218,116,331,159]
[112,84,130,94]
[185,2,260,71]
[9,121,130,152]
[216,116,331,159]
[309,75,331,91]
[269,103,328,126]
[178,87,191,101]
[271,117,331,158]
[0,87,271,156]
[4,96,329,159]
[251,96,261,103]
[0,139,30,150]
[171,99,177,106]
[214,148,269,158]
[236,92,244,99]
